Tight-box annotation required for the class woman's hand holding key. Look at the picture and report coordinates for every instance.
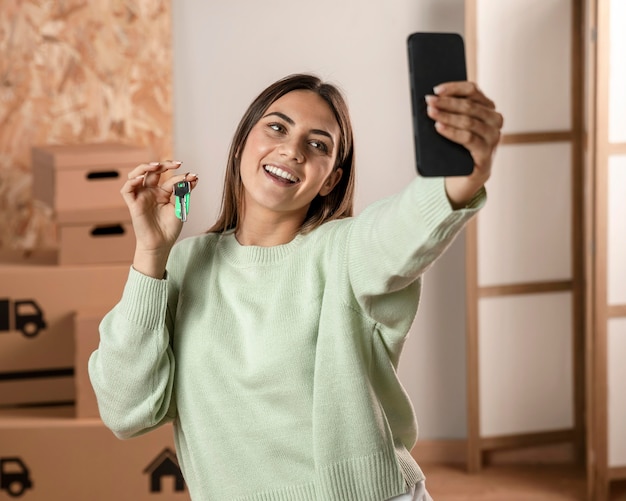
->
[121,160,198,278]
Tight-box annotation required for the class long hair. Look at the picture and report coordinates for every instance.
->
[207,74,355,234]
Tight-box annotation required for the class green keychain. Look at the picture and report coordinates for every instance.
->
[174,181,191,222]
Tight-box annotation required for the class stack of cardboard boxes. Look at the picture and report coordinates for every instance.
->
[0,144,189,500]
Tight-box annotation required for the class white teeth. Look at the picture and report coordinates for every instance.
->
[264,165,299,183]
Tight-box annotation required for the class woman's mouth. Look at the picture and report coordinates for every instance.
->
[263,165,300,184]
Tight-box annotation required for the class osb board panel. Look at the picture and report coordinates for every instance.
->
[0,0,173,252]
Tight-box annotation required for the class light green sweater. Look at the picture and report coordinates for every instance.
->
[89,176,484,501]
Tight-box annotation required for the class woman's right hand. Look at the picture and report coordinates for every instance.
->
[121,160,198,278]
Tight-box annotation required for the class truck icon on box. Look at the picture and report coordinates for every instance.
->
[0,299,47,338]
[0,457,33,498]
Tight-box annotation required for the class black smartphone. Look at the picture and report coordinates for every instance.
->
[407,32,474,177]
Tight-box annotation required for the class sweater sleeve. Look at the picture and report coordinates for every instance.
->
[88,267,177,439]
[345,176,485,335]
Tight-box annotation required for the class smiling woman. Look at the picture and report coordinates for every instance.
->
[210,74,357,238]
[237,90,345,246]
[88,73,503,501]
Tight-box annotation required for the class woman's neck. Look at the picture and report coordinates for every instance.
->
[235,214,303,247]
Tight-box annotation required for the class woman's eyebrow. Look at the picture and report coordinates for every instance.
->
[264,111,295,125]
[263,111,335,145]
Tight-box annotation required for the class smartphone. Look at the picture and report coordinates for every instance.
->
[407,32,474,177]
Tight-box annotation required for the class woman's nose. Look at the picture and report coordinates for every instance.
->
[279,137,304,163]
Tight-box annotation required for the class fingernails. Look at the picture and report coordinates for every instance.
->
[153,160,182,166]
[433,84,445,95]
[425,95,437,105]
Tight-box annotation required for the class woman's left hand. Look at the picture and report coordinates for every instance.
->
[426,81,504,208]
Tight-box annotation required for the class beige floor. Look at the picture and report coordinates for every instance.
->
[422,464,626,501]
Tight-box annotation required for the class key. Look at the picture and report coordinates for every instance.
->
[174,181,191,222]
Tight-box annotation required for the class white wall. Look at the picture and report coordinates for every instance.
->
[171,0,467,439]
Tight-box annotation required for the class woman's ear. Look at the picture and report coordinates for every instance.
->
[319,168,343,197]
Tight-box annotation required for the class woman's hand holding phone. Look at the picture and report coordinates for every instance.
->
[427,81,504,208]
[407,32,503,208]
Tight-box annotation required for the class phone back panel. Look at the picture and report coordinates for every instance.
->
[407,32,474,177]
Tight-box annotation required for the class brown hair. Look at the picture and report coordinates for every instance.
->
[208,73,355,234]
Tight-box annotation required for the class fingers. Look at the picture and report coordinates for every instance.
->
[426,99,499,148]
[121,173,146,195]
[426,91,503,130]
[160,172,200,194]
[121,160,196,204]
[425,82,503,169]
[433,81,495,109]
[127,160,183,187]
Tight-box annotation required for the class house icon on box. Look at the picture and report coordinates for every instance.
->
[143,448,185,493]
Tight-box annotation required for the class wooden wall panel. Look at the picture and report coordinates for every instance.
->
[476,0,572,134]
[466,0,585,473]
[608,0,626,142]
[478,292,574,437]
[0,0,173,252]
[608,155,626,305]
[608,318,626,467]
[478,143,573,286]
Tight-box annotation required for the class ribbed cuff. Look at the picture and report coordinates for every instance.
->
[415,176,486,241]
[119,266,169,330]
[414,177,456,234]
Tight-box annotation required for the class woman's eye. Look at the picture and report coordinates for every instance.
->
[310,140,328,153]
[268,123,284,133]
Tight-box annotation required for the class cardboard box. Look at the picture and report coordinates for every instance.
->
[0,249,57,266]
[0,376,74,407]
[57,219,135,266]
[32,143,151,214]
[0,409,188,500]
[0,264,129,407]
[73,309,107,419]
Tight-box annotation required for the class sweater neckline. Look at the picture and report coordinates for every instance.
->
[217,230,304,265]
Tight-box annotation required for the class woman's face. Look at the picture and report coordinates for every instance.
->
[238,90,343,224]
